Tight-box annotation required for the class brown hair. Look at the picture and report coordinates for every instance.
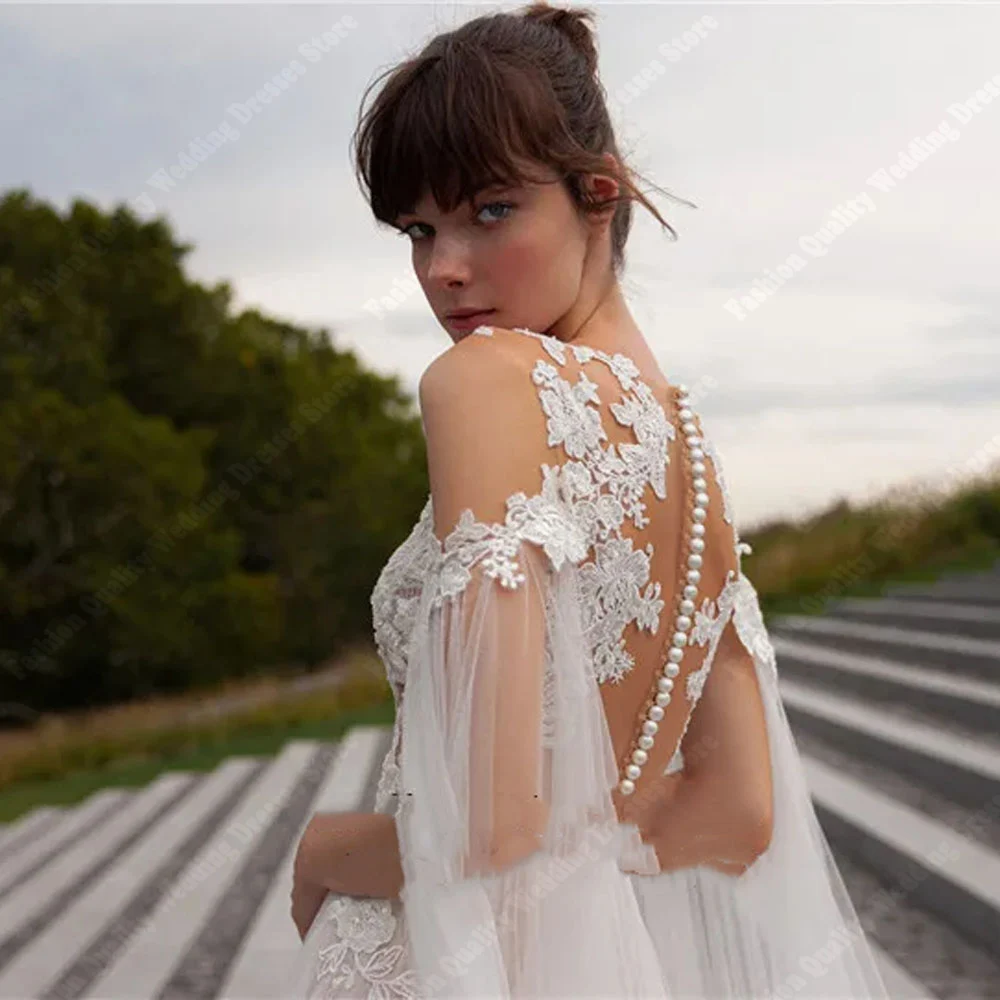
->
[351,1,694,277]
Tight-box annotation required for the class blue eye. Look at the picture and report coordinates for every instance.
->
[477,201,514,223]
[395,201,514,242]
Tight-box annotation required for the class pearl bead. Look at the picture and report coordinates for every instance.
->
[618,392,717,795]
[676,383,688,394]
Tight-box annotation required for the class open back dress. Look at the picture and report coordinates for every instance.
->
[289,323,890,999]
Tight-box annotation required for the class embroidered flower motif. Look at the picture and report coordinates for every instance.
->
[309,896,424,999]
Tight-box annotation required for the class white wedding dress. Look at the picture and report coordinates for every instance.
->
[289,324,890,999]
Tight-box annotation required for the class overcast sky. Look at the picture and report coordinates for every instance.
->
[2,1,998,529]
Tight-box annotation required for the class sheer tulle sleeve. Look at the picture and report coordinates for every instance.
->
[396,347,668,997]
[626,428,892,999]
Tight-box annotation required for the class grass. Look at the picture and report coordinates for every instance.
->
[743,469,1000,619]
[0,650,395,823]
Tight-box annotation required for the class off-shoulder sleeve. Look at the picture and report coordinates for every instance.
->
[395,341,667,998]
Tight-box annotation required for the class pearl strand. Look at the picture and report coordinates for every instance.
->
[618,383,710,796]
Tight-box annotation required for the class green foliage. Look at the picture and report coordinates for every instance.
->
[0,189,428,715]
[741,470,1000,615]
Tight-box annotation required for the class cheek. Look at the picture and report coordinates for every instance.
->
[498,226,579,293]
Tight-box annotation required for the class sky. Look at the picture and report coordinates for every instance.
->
[2,1,998,530]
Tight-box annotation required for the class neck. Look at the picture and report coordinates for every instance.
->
[546,275,663,377]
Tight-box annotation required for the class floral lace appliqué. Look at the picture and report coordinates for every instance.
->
[308,895,423,1000]
[465,325,675,685]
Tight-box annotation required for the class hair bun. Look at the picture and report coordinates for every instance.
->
[520,1,599,75]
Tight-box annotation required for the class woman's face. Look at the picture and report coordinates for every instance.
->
[395,165,598,343]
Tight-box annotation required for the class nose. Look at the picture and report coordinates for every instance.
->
[424,232,472,287]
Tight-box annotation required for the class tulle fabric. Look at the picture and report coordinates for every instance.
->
[628,573,891,1000]
[392,541,890,999]
[398,541,666,998]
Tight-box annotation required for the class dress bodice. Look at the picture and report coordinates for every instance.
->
[368,324,765,816]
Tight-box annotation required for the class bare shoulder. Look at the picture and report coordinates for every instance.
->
[418,326,539,416]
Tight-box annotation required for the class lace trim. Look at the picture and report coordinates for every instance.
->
[661,571,779,774]
[308,895,424,999]
[428,482,590,606]
[370,497,438,689]
[433,325,675,684]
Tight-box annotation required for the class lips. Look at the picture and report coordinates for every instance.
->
[446,308,494,319]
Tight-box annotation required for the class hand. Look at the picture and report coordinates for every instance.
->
[291,815,333,942]
[291,876,328,942]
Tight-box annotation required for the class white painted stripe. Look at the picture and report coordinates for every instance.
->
[89,742,317,1000]
[803,755,1000,913]
[0,760,256,999]
[0,806,62,858]
[832,598,1000,624]
[0,775,190,940]
[773,635,1000,708]
[782,678,1000,780]
[0,791,125,895]
[220,727,388,1000]
[775,615,1000,658]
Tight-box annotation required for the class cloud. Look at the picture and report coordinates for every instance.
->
[3,1,999,524]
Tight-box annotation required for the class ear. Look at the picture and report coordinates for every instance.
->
[582,152,621,224]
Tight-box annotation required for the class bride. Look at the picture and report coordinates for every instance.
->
[287,2,891,997]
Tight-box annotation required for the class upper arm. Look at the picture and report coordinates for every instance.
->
[415,334,558,872]
[419,336,533,540]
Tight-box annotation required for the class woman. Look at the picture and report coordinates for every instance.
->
[288,3,891,997]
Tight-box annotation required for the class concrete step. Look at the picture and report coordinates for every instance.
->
[0,774,195,973]
[823,598,1000,642]
[773,635,1000,740]
[884,578,1000,607]
[804,753,1000,959]
[0,789,130,899]
[0,806,64,866]
[781,677,1000,816]
[0,726,952,1000]
[771,614,1000,682]
[0,758,261,999]
[219,726,390,999]
[83,741,329,1000]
